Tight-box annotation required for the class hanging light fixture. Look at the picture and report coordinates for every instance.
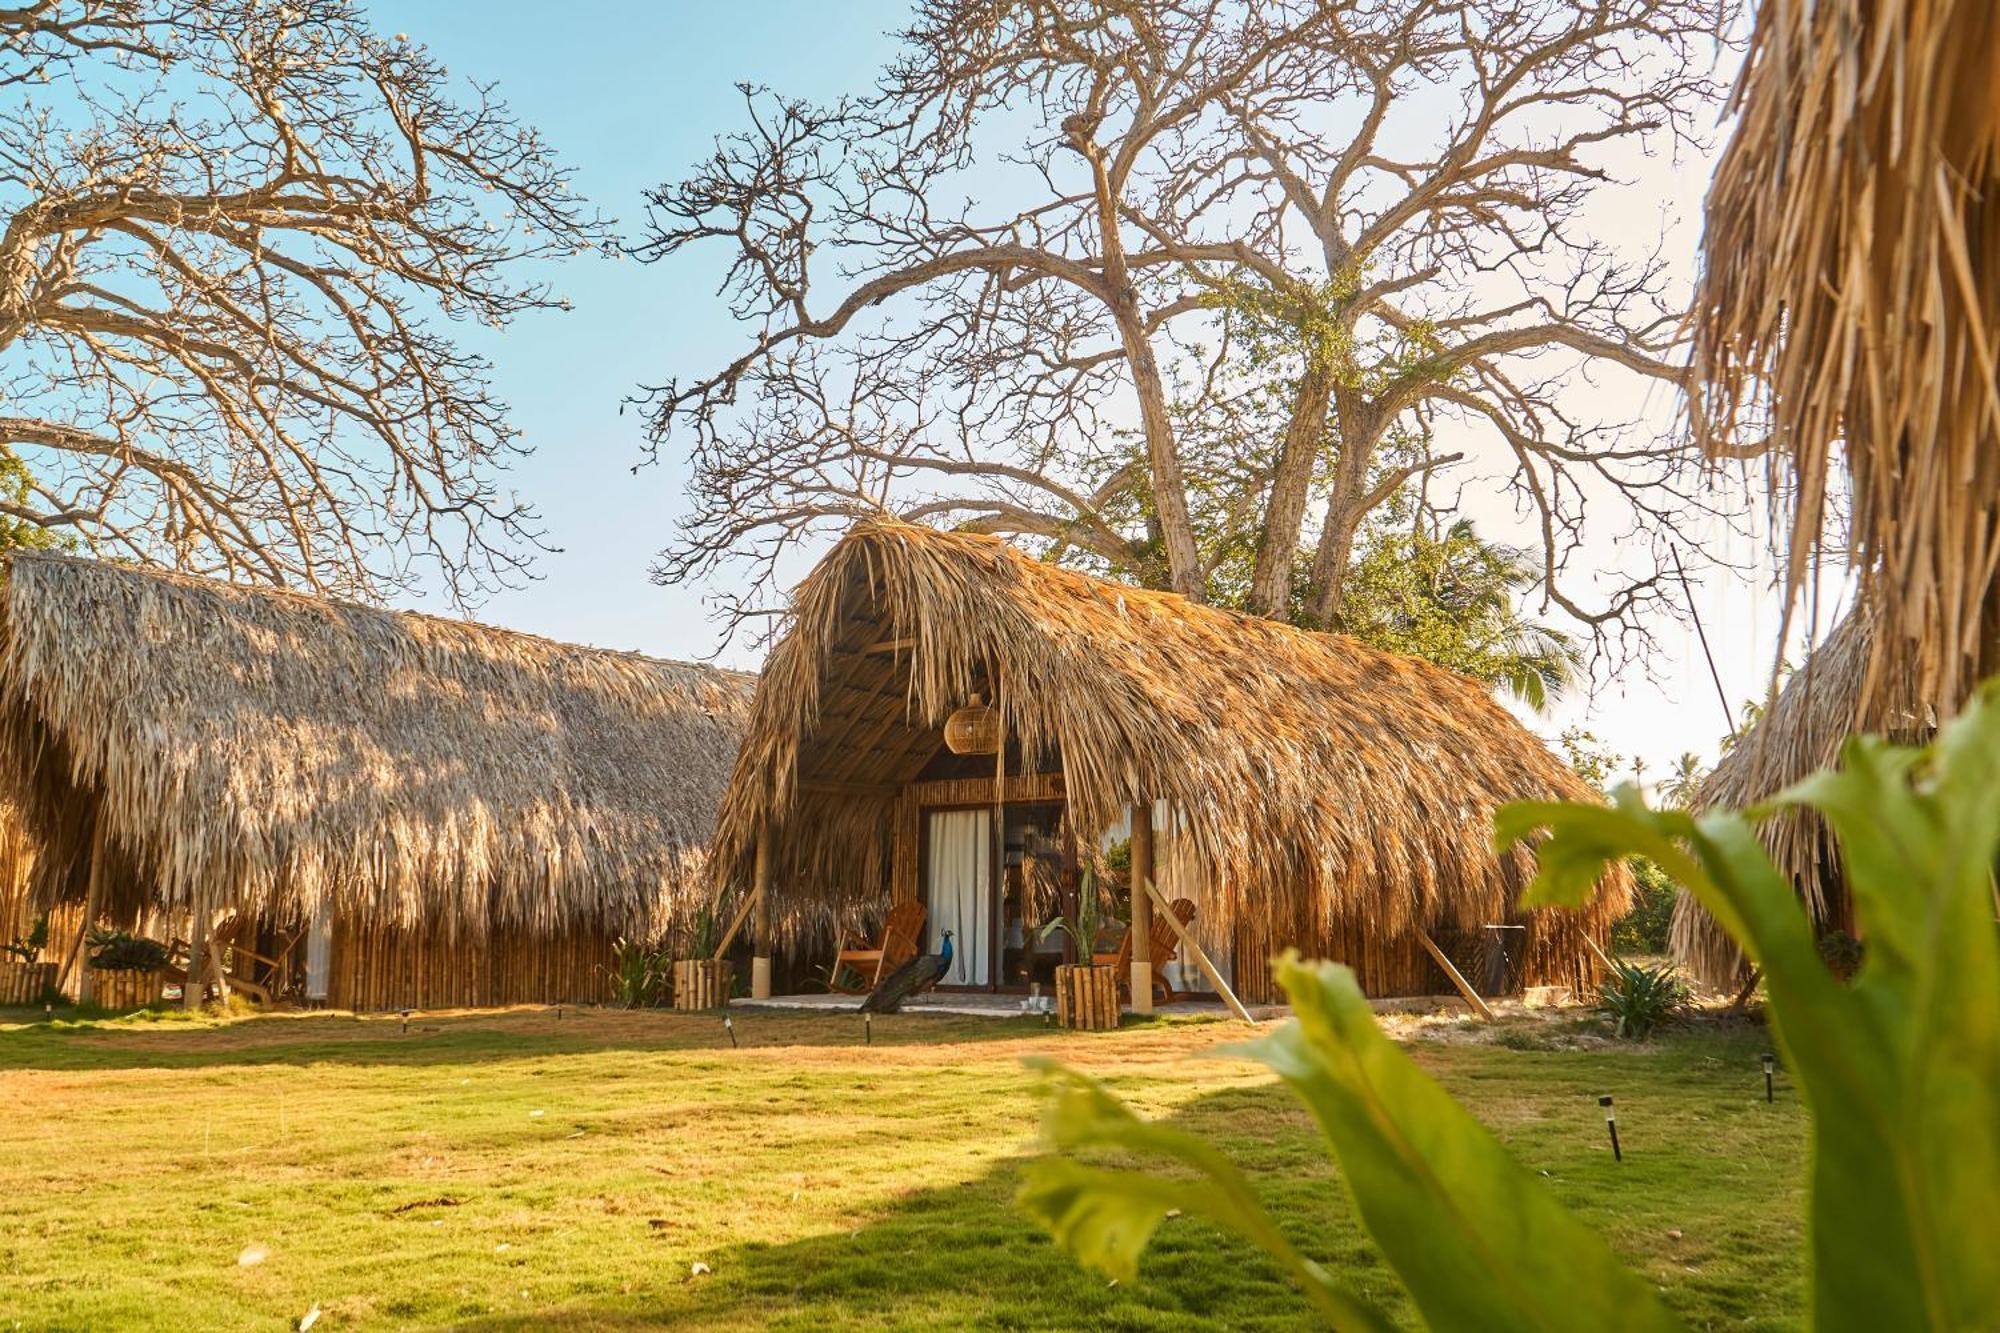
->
[944,691,1001,755]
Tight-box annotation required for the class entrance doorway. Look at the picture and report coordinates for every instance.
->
[923,808,992,986]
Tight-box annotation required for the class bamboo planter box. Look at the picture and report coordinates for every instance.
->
[671,959,732,1010]
[1055,963,1121,1031]
[0,960,55,1006]
[91,968,163,1011]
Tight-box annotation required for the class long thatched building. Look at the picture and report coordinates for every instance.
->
[0,552,754,1010]
[714,522,1628,1005]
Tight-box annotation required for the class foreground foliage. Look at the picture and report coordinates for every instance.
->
[1025,685,2000,1331]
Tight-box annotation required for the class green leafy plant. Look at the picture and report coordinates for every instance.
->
[1594,957,1692,1039]
[1021,681,2000,1331]
[85,930,168,971]
[1037,866,1105,962]
[682,901,722,960]
[1611,856,1676,952]
[2,913,48,963]
[603,937,668,1008]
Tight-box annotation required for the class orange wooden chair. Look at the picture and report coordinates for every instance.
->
[829,901,927,994]
[1094,897,1197,1004]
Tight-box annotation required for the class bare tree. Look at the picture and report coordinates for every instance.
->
[641,0,1741,656]
[1,0,603,601]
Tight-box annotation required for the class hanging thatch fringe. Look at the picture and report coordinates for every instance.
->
[714,521,1629,966]
[1695,0,2000,722]
[0,553,755,939]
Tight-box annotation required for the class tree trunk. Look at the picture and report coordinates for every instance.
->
[1119,320,1204,599]
[1306,406,1383,625]
[1248,358,1337,617]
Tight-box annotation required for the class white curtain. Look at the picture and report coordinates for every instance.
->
[304,902,332,1001]
[926,809,992,986]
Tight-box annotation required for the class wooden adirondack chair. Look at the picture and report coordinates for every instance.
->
[829,901,927,994]
[1094,897,1197,1004]
[163,911,274,1005]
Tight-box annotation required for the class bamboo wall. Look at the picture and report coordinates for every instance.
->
[324,919,621,1011]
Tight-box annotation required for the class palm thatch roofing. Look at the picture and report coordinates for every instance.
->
[1695,0,2000,722]
[0,552,755,937]
[715,521,1629,952]
[1675,607,1930,986]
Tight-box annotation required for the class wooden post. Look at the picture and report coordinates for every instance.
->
[77,811,107,1007]
[1128,802,1154,1015]
[1144,882,1254,1024]
[1418,931,1495,1022]
[183,888,208,1011]
[750,831,772,999]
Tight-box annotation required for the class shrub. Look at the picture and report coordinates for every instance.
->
[1594,958,1692,1039]
[1610,857,1675,953]
[85,930,168,971]
[604,937,668,1008]
[2,913,48,963]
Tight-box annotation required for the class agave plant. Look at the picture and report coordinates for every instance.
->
[1020,682,2000,1332]
[1594,958,1692,1039]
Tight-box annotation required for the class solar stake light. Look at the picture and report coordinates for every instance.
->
[863,1011,872,1045]
[400,1008,411,1035]
[1761,1052,1776,1103]
[1599,1094,1622,1162]
[723,1012,738,1048]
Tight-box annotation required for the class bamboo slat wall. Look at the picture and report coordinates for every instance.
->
[324,919,620,1010]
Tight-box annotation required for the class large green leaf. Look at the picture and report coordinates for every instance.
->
[1018,959,1684,1333]
[1018,1061,1398,1331]
[1499,684,2000,1331]
[1244,958,1684,1333]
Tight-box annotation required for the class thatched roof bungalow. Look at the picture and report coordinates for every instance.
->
[1675,606,1929,987]
[0,552,754,1009]
[715,522,1627,1004]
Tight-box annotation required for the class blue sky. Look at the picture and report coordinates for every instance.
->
[374,3,1841,781]
[371,2,907,673]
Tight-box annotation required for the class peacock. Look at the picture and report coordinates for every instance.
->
[859,930,953,1013]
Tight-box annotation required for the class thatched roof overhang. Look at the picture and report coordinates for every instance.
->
[0,553,755,936]
[716,521,1629,948]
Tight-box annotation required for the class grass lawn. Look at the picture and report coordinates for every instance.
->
[0,1002,1804,1330]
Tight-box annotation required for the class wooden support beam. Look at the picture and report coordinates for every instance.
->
[1418,931,1495,1022]
[77,810,107,1007]
[711,889,757,962]
[1145,882,1254,1024]
[750,831,772,999]
[862,636,915,655]
[1128,802,1154,1015]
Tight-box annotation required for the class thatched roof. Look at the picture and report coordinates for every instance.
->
[1695,0,2000,721]
[716,521,1628,947]
[1674,607,1929,986]
[0,552,755,937]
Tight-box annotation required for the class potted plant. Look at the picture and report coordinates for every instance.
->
[85,929,168,1009]
[0,914,54,1005]
[671,900,732,1010]
[1039,867,1120,1031]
